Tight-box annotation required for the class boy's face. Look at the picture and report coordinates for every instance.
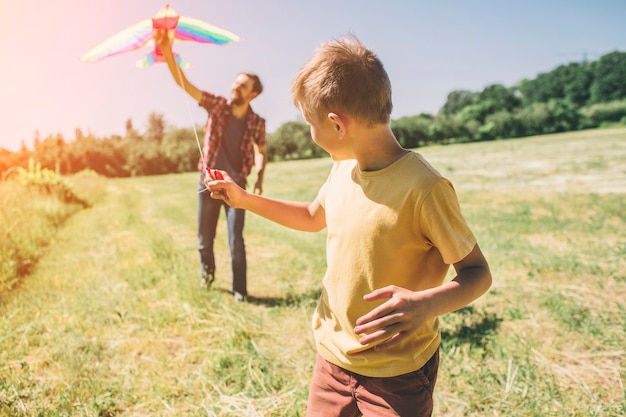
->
[301,106,349,161]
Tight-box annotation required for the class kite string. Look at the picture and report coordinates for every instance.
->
[172,58,209,193]
[173,62,205,166]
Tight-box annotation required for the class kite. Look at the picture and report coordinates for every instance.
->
[80,4,240,69]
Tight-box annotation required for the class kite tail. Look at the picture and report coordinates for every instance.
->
[135,51,190,69]
[174,53,191,69]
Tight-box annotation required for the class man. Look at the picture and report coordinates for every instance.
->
[153,29,266,302]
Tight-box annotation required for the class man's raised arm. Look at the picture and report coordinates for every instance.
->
[152,28,203,103]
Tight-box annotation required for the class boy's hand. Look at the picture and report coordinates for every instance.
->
[353,245,491,352]
[204,169,247,208]
[353,286,431,352]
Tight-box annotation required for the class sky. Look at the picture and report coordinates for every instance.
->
[1,0,625,152]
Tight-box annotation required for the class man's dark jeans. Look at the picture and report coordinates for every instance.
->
[197,181,247,296]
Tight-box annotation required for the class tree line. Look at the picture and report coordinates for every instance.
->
[1,50,625,178]
[390,50,626,148]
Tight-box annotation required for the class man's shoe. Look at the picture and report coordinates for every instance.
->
[233,292,247,303]
[200,272,215,289]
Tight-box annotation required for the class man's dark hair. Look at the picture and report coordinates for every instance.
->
[241,72,263,95]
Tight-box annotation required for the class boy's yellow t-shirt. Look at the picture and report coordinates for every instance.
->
[314,152,476,377]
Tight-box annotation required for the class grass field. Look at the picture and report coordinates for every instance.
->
[1,127,625,416]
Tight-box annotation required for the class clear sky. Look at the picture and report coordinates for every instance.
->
[1,0,625,152]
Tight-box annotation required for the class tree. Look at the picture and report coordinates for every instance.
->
[125,118,141,141]
[514,103,552,137]
[440,90,476,115]
[145,112,166,143]
[519,72,560,104]
[485,110,521,139]
[561,63,592,107]
[451,84,520,127]
[391,114,434,148]
[429,113,468,143]
[518,62,592,107]
[266,121,323,161]
[75,128,85,141]
[589,51,626,104]
[478,84,521,113]
[124,139,164,176]
[33,133,65,172]
[161,127,201,172]
[32,130,40,150]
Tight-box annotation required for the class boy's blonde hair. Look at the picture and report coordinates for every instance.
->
[290,35,393,126]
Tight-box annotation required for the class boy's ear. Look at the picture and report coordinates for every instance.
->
[328,112,346,138]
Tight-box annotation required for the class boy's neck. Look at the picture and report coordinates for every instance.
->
[352,124,408,172]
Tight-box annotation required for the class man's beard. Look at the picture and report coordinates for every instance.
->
[231,91,244,106]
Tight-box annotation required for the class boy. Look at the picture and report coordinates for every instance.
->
[206,35,492,417]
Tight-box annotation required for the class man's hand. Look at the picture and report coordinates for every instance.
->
[253,178,263,195]
[253,149,266,195]
[353,286,432,352]
[152,28,171,50]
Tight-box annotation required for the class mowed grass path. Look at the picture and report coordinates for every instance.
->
[1,127,625,416]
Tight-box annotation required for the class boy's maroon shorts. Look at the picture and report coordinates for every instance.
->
[306,348,439,417]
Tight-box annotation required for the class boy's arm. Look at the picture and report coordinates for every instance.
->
[206,171,326,232]
[153,29,203,103]
[354,243,491,351]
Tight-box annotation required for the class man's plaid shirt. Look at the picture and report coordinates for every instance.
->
[198,91,266,180]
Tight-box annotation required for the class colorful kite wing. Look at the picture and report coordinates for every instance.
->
[80,4,240,68]
[175,16,240,45]
[80,19,153,62]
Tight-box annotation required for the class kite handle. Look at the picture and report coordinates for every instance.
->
[206,167,224,180]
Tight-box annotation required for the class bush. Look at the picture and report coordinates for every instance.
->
[391,114,434,148]
[485,110,522,139]
[266,121,326,161]
[0,160,102,294]
[579,99,626,128]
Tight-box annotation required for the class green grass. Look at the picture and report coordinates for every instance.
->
[0,168,105,292]
[1,127,625,416]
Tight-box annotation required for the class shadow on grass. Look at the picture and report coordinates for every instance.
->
[208,290,502,349]
[206,287,321,308]
[248,288,322,308]
[441,306,502,349]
